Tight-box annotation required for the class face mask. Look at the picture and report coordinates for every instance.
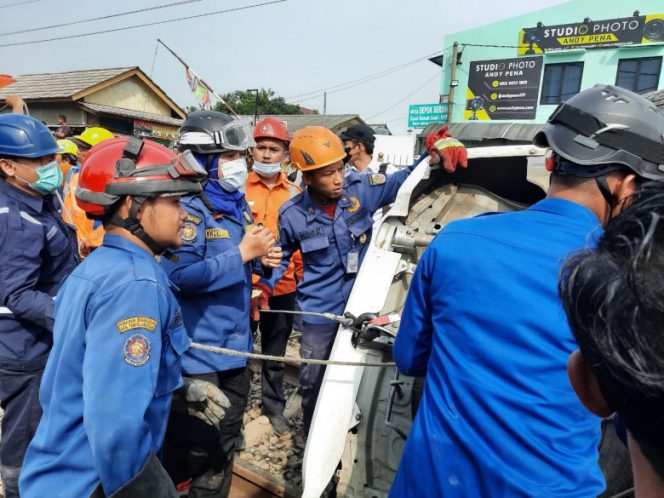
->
[253,160,282,178]
[13,160,63,195]
[217,157,248,192]
[344,146,353,164]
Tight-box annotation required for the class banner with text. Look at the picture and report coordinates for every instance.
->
[465,56,543,121]
[408,103,448,128]
[518,13,664,54]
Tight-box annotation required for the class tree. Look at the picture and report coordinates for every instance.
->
[212,88,317,115]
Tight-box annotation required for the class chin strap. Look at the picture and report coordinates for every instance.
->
[109,197,175,259]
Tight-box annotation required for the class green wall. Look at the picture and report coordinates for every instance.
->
[441,0,664,123]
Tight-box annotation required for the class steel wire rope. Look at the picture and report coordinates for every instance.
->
[0,0,286,48]
[0,0,42,10]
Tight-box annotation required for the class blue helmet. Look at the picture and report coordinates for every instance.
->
[0,114,61,159]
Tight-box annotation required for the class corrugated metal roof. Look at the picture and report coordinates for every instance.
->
[0,67,134,100]
[241,114,364,133]
[80,103,183,127]
[418,122,544,143]
[645,89,664,108]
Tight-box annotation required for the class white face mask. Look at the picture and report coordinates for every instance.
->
[217,157,248,192]
[252,160,282,178]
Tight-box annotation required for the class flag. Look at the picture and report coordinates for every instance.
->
[185,68,211,110]
[0,74,16,90]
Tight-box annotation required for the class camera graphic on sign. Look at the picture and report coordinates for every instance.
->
[468,97,485,121]
[644,18,664,41]
[522,26,543,55]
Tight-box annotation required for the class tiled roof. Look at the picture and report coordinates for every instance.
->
[645,89,664,108]
[0,67,134,100]
[240,114,364,133]
[79,103,183,127]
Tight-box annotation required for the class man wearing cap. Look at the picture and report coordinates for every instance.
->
[0,114,80,498]
[390,84,664,497]
[341,123,397,176]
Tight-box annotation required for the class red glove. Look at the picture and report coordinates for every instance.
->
[250,282,272,322]
[425,126,468,173]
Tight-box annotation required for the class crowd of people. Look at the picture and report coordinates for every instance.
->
[1,83,664,498]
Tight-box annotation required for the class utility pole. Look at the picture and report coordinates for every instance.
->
[323,92,327,115]
[448,42,459,124]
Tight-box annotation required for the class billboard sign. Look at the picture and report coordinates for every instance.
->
[407,103,448,128]
[465,56,543,121]
[519,13,664,54]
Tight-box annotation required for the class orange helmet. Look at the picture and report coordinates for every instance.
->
[254,117,290,144]
[289,126,345,172]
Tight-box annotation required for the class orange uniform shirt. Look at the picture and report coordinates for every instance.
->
[62,168,105,255]
[245,171,303,296]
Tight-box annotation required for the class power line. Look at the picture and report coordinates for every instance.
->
[0,0,43,10]
[0,0,286,48]
[365,72,439,121]
[0,0,207,38]
[286,49,445,102]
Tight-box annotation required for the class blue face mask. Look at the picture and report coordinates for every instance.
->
[13,160,63,195]
[252,160,282,178]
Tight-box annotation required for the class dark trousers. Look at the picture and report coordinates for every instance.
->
[255,293,295,417]
[0,357,46,498]
[164,366,251,498]
[299,322,338,434]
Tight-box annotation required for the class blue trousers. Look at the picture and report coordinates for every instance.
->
[0,355,46,498]
[299,322,338,433]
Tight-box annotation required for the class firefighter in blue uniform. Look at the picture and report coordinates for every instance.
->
[19,138,228,498]
[0,114,79,498]
[256,126,467,432]
[161,111,280,497]
[390,85,664,497]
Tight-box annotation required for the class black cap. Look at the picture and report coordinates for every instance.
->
[339,124,375,145]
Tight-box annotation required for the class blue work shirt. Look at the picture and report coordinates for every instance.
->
[0,180,79,364]
[390,198,605,497]
[20,235,189,498]
[264,165,416,323]
[161,195,256,374]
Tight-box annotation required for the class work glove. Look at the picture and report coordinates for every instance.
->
[425,126,468,173]
[172,378,231,426]
[251,282,272,322]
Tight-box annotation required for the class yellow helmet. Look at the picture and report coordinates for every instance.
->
[289,126,346,172]
[57,139,78,158]
[74,127,114,148]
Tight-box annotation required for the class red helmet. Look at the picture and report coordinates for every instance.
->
[76,137,206,218]
[253,117,290,144]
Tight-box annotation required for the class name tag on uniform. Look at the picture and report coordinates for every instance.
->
[347,252,359,274]
[206,228,230,239]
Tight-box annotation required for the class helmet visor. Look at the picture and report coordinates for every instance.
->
[217,118,256,151]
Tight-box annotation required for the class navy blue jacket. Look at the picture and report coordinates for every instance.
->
[161,195,257,374]
[263,166,416,323]
[390,199,605,497]
[20,235,189,497]
[0,180,79,364]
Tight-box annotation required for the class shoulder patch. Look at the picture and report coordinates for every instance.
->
[181,222,198,243]
[206,228,230,239]
[116,316,158,333]
[368,173,386,186]
[124,334,150,366]
[185,213,202,225]
[347,196,361,213]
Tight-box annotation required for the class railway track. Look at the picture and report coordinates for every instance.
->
[231,460,301,498]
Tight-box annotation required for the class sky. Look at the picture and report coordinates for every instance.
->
[1,0,568,135]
